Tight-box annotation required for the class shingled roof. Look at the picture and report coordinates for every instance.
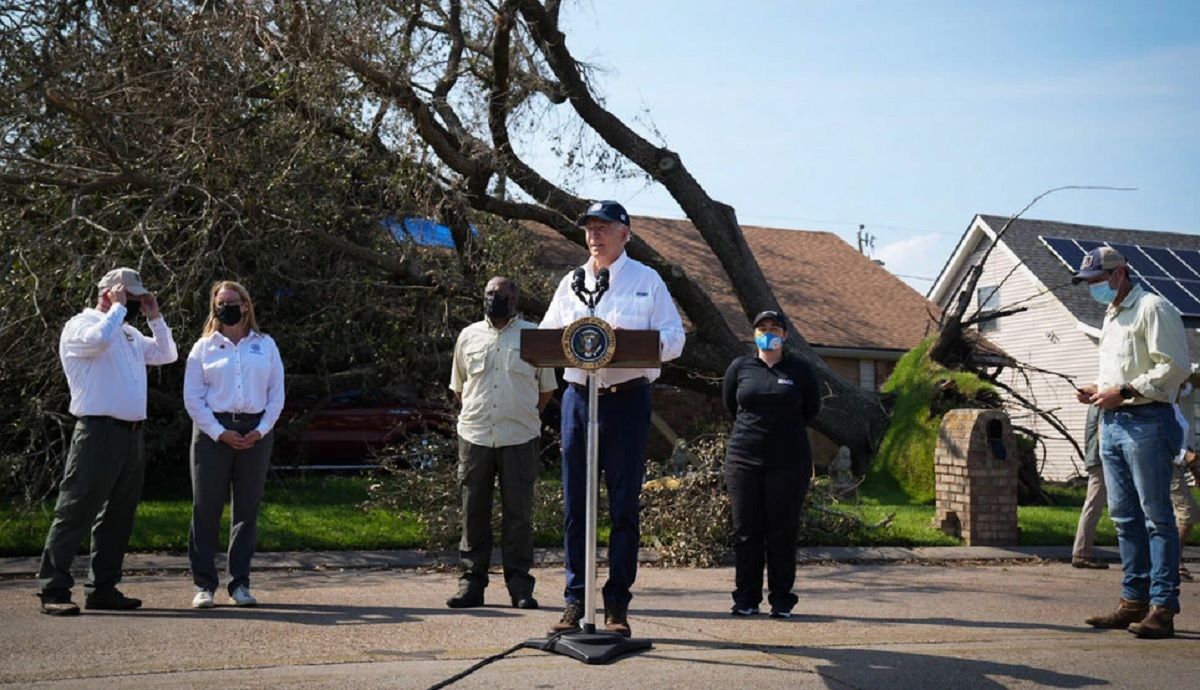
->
[526,216,938,352]
[933,215,1200,330]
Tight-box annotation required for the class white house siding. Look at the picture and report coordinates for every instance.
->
[958,236,1098,480]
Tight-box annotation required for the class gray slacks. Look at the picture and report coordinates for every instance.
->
[188,413,272,594]
[457,436,539,599]
[38,417,145,597]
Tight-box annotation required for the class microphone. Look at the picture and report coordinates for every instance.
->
[572,267,586,294]
[596,268,610,296]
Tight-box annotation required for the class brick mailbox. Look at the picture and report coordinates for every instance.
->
[934,409,1018,545]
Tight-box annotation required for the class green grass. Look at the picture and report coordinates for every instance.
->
[4,476,1196,557]
[0,476,425,556]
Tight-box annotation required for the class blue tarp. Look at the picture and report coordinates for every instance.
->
[382,216,477,248]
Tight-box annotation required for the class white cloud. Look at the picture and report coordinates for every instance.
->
[874,233,947,294]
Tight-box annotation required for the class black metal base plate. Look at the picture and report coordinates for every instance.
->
[523,631,652,665]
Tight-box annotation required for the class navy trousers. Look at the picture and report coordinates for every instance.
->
[561,382,652,608]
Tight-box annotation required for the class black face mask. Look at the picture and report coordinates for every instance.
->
[124,300,141,321]
[216,304,243,326]
[484,293,513,320]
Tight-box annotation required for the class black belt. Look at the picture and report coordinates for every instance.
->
[80,415,143,430]
[569,377,648,397]
[1121,401,1171,410]
[214,411,264,423]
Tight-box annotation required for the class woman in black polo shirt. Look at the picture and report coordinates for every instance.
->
[722,310,821,618]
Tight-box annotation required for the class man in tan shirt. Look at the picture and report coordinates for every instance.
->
[447,277,556,609]
[1073,246,1190,639]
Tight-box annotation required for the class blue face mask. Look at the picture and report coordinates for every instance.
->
[754,332,783,352]
[1089,281,1117,305]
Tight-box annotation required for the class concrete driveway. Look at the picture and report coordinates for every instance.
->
[2,562,1197,688]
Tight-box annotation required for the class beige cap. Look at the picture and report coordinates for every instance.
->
[1071,247,1127,284]
[97,267,149,296]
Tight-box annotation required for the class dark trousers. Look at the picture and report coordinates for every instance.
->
[725,458,811,611]
[561,383,652,608]
[188,413,272,595]
[37,417,145,597]
[457,437,539,599]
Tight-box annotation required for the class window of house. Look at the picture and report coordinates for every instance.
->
[977,285,1000,333]
[859,360,876,390]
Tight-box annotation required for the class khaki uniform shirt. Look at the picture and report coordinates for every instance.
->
[450,317,557,448]
[1096,284,1190,404]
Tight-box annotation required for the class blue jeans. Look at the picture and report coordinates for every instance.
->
[560,383,651,608]
[1101,404,1182,611]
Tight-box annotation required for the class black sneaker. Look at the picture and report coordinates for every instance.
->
[550,600,585,633]
[39,592,80,616]
[511,596,539,610]
[84,588,142,611]
[769,608,793,619]
[730,605,760,617]
[446,587,485,609]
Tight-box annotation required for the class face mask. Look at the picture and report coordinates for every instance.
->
[1089,281,1117,305]
[123,300,141,321]
[754,332,783,352]
[216,304,243,326]
[484,293,513,319]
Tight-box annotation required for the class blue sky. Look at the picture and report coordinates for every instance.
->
[538,1,1200,292]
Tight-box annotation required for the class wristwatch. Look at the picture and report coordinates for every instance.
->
[1119,384,1137,400]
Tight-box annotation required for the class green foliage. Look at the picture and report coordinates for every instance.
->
[864,337,996,504]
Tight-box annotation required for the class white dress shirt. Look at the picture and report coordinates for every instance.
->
[183,330,285,441]
[540,251,686,387]
[59,304,178,422]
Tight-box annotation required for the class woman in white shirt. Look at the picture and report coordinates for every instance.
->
[183,281,284,609]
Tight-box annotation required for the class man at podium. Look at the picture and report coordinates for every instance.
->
[540,200,685,637]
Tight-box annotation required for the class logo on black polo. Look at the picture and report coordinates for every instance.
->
[562,317,616,370]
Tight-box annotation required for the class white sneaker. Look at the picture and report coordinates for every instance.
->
[192,591,214,609]
[229,586,257,607]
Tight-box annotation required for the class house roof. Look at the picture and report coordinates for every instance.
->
[526,216,938,352]
[931,214,1200,330]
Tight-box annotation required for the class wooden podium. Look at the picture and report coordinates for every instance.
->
[519,322,659,664]
[519,329,661,369]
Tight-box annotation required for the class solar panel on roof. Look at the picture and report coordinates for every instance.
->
[1038,235,1200,318]
[1039,236,1086,272]
[1172,249,1200,277]
[1145,278,1200,316]
[1142,246,1200,281]
[1108,243,1167,278]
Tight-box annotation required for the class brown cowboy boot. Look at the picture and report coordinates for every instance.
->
[1128,606,1176,639]
[604,603,632,637]
[549,600,585,634]
[1085,598,1149,629]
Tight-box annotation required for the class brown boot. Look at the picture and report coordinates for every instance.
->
[604,603,631,637]
[1186,450,1200,487]
[1085,598,1149,629]
[1128,606,1176,639]
[549,600,584,634]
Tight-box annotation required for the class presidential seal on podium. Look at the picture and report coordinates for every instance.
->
[561,316,616,370]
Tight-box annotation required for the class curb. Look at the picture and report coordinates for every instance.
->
[5,545,1196,578]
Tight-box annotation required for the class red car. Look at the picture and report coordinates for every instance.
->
[274,388,455,469]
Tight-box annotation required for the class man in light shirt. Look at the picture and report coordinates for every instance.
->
[37,268,178,615]
[448,277,557,610]
[1073,247,1190,638]
[540,201,686,637]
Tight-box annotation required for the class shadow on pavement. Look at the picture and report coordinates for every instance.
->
[86,602,524,626]
[633,608,1085,633]
[650,638,1108,689]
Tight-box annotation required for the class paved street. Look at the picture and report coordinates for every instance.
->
[3,560,1199,689]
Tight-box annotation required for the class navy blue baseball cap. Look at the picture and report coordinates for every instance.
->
[576,200,630,227]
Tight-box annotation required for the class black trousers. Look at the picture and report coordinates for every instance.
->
[725,458,811,611]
